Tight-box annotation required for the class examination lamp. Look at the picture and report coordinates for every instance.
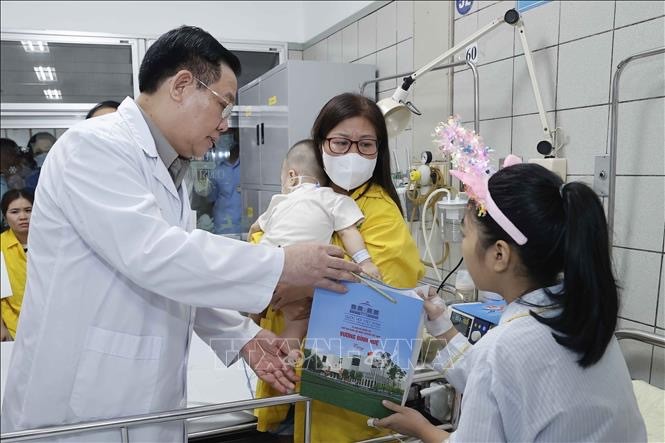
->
[377,8,555,155]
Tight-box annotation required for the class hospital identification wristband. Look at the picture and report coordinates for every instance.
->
[352,249,371,264]
[425,298,454,337]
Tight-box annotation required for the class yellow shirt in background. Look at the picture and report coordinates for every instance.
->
[255,183,424,443]
[1,229,27,339]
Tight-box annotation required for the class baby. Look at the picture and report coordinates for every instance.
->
[249,139,380,347]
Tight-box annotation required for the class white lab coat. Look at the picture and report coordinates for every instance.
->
[0,98,284,442]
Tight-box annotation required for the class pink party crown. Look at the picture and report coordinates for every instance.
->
[434,116,528,245]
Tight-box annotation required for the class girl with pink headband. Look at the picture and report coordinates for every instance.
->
[369,117,646,442]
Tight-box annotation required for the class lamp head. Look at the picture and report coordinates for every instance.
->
[377,80,418,137]
[377,97,411,137]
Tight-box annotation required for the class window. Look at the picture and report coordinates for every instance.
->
[1,31,140,128]
[1,39,135,104]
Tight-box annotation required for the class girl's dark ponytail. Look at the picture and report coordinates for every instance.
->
[475,164,619,368]
[537,182,618,367]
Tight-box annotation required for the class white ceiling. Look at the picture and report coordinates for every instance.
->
[1,1,374,44]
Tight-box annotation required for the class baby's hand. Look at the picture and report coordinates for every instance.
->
[360,260,382,281]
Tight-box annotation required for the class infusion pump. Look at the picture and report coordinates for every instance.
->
[449,301,506,344]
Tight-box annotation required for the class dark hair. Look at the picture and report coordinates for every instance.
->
[471,163,618,367]
[1,189,34,217]
[1,138,36,170]
[86,100,121,119]
[311,93,402,215]
[139,26,241,93]
[1,138,19,155]
[27,131,56,153]
[286,139,327,185]
[0,138,20,173]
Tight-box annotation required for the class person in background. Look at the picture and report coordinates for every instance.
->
[0,189,33,341]
[1,138,35,208]
[255,93,424,443]
[27,132,56,168]
[85,100,121,119]
[372,163,646,442]
[0,138,21,204]
[209,130,241,234]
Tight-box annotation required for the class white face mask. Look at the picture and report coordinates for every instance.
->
[322,152,377,191]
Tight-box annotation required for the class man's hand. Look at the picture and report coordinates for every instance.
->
[280,243,361,293]
[240,329,299,394]
[371,400,449,443]
[0,319,12,342]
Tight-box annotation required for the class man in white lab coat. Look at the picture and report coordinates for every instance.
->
[0,26,360,442]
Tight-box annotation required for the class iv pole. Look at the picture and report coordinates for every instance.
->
[378,9,555,155]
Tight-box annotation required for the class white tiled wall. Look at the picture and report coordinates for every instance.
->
[449,0,664,383]
[301,0,664,382]
[556,105,609,175]
[557,31,613,109]
[288,50,303,60]
[302,1,419,177]
[559,1,614,43]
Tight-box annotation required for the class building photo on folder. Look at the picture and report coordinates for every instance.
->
[300,279,424,418]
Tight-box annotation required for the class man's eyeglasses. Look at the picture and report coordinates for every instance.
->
[194,77,234,120]
[325,137,379,156]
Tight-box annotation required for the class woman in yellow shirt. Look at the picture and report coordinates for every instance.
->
[255,93,424,442]
[1,189,33,340]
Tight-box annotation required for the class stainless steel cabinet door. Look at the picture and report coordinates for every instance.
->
[242,188,260,228]
[238,83,261,186]
[259,68,289,187]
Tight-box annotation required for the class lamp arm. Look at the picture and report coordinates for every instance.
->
[516,22,554,144]
[391,16,504,104]
[405,16,505,88]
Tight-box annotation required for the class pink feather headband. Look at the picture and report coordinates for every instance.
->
[434,116,528,245]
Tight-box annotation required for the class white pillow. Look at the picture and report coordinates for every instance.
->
[632,379,665,443]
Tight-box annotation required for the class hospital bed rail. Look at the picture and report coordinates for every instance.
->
[0,369,455,443]
[616,328,665,348]
[606,46,665,237]
[0,394,313,443]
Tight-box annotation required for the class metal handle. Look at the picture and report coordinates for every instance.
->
[256,124,259,145]
[1,394,312,442]
[616,328,665,348]
[260,123,265,145]
[607,46,665,237]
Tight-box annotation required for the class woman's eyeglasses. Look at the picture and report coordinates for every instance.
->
[325,137,378,155]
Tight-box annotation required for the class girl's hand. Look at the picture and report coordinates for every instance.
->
[416,285,446,321]
[371,400,448,443]
[416,286,454,337]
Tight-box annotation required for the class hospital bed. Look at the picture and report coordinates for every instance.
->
[616,329,665,443]
[1,328,663,442]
